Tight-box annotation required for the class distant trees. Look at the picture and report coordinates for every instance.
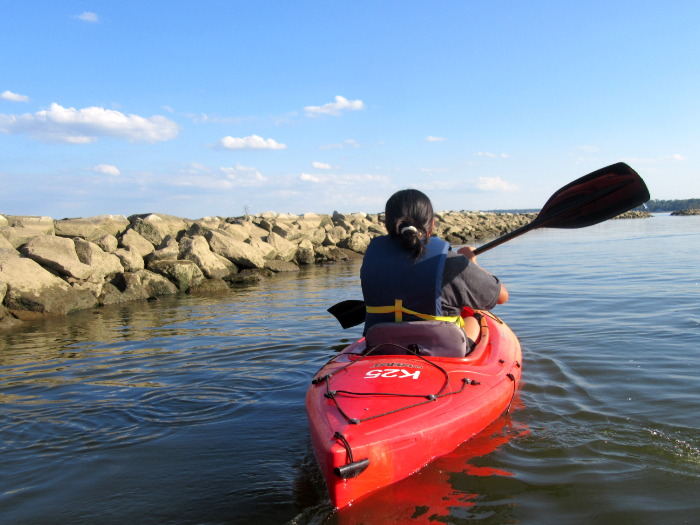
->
[634,199,700,212]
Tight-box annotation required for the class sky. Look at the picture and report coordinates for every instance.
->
[1,1,698,219]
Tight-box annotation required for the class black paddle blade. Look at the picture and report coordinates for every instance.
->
[537,162,650,229]
[327,300,366,329]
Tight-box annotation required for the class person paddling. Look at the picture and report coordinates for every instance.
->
[360,189,508,354]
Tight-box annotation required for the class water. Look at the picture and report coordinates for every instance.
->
[1,215,699,525]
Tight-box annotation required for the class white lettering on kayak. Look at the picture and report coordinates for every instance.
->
[365,369,421,379]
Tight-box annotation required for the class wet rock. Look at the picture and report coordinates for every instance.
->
[205,230,266,269]
[1,257,97,316]
[264,260,300,272]
[228,268,272,283]
[265,232,297,261]
[114,245,145,272]
[98,282,127,306]
[147,260,205,293]
[73,238,124,282]
[315,246,349,262]
[187,278,229,294]
[66,278,104,298]
[134,269,179,296]
[295,239,315,265]
[95,234,118,253]
[179,235,237,279]
[337,247,364,260]
[119,229,155,257]
[21,236,94,280]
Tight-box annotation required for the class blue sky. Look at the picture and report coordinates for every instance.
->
[2,1,698,219]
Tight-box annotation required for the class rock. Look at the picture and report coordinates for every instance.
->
[0,247,20,261]
[187,278,229,294]
[4,215,55,232]
[265,232,297,261]
[129,214,188,245]
[259,211,277,219]
[55,215,129,238]
[671,209,700,216]
[73,238,125,282]
[295,239,315,265]
[0,279,6,304]
[332,211,346,221]
[330,226,349,241]
[340,232,371,254]
[337,247,364,260]
[114,245,145,272]
[0,314,22,329]
[272,222,295,238]
[0,235,15,251]
[298,212,323,229]
[147,260,205,293]
[221,223,250,241]
[240,221,269,240]
[119,229,155,257]
[247,237,276,259]
[205,230,266,269]
[95,234,119,253]
[98,282,127,305]
[66,278,104,298]
[21,236,94,279]
[1,257,97,316]
[0,215,7,228]
[228,268,272,283]
[145,235,179,263]
[315,246,349,262]
[322,233,339,246]
[0,226,51,249]
[264,260,300,272]
[258,218,274,232]
[134,269,179,296]
[179,235,237,279]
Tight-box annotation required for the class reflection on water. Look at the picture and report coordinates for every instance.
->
[1,215,699,524]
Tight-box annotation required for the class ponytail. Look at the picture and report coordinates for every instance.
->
[384,189,434,261]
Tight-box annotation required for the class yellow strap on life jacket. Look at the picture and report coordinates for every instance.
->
[366,299,465,329]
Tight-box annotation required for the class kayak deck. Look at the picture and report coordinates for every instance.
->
[306,312,522,508]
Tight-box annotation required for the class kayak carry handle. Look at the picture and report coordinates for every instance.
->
[334,432,370,479]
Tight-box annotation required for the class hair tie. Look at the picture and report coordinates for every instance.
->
[400,226,418,234]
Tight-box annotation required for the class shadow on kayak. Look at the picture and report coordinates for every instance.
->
[289,392,529,525]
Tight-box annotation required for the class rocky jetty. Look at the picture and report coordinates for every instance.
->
[670,209,700,216]
[0,210,537,327]
[612,210,653,219]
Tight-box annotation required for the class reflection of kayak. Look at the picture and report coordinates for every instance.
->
[306,310,523,508]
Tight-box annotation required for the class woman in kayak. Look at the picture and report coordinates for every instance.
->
[360,189,508,353]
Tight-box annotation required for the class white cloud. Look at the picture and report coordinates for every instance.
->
[220,165,266,182]
[1,91,29,102]
[501,153,510,158]
[668,154,686,161]
[76,12,98,22]
[304,96,365,117]
[476,152,497,158]
[313,162,331,169]
[345,139,361,148]
[0,103,178,144]
[426,136,446,142]
[162,105,174,113]
[477,177,518,191]
[93,164,120,176]
[300,173,321,183]
[220,134,287,150]
[319,138,360,150]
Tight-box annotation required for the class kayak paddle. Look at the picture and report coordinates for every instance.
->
[328,162,649,329]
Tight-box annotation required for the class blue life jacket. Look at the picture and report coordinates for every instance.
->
[360,235,450,335]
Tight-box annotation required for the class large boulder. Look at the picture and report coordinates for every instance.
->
[21,236,94,280]
[340,232,371,254]
[146,235,179,263]
[119,229,155,257]
[187,278,229,294]
[221,223,250,241]
[179,235,237,279]
[315,246,349,262]
[0,257,97,317]
[239,221,269,240]
[94,234,119,253]
[205,230,266,269]
[73,238,124,282]
[129,214,188,245]
[0,235,15,251]
[298,212,323,229]
[0,215,7,228]
[295,239,315,265]
[246,237,276,259]
[264,260,300,272]
[265,232,297,261]
[113,245,145,272]
[147,260,205,293]
[54,215,128,240]
[134,269,179,296]
[1,216,55,249]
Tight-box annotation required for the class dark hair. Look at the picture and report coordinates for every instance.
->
[384,189,434,261]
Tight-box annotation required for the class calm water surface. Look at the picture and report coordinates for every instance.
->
[1,215,699,524]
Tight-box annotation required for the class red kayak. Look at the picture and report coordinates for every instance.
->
[306,309,522,508]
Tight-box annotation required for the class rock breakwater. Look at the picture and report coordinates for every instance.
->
[670,209,700,216]
[612,210,653,219]
[1,210,536,327]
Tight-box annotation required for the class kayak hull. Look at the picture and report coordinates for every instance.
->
[305,312,522,508]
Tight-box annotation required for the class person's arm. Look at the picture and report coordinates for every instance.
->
[457,246,509,304]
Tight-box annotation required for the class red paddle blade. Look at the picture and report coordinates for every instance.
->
[537,162,650,229]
